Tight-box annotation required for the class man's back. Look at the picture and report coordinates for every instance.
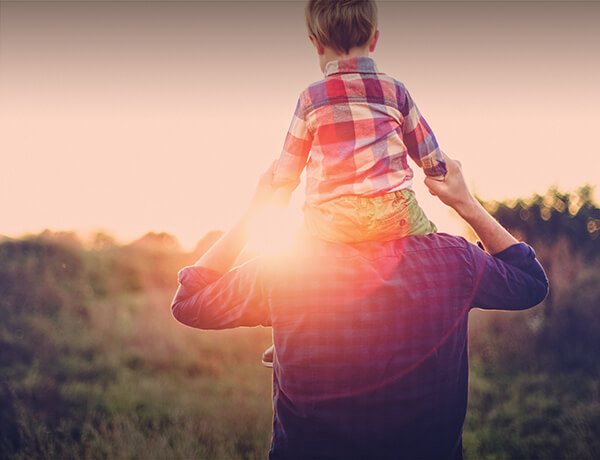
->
[173,232,547,459]
[265,234,478,459]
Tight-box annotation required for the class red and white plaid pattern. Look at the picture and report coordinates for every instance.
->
[274,57,446,205]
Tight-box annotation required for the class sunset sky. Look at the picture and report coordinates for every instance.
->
[1,0,598,249]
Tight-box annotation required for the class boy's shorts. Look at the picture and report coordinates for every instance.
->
[303,189,436,243]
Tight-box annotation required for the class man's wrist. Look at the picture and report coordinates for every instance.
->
[452,195,481,221]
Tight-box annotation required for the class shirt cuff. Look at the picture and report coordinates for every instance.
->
[178,265,223,288]
[491,242,533,260]
[424,163,447,178]
[491,243,545,275]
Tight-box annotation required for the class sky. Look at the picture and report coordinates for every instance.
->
[1,0,599,249]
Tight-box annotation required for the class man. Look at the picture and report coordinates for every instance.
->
[171,154,548,459]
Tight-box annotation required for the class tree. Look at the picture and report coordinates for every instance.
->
[479,185,599,308]
[481,185,599,259]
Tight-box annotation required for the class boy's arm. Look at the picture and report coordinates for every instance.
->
[400,86,446,179]
[272,97,313,194]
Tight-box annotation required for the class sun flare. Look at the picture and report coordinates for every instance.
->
[246,205,302,256]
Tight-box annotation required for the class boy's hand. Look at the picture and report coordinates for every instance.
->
[272,182,297,208]
[247,161,279,217]
[424,153,476,215]
[247,162,298,217]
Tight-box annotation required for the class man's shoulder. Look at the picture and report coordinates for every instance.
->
[393,233,479,266]
[279,232,477,263]
[403,232,473,253]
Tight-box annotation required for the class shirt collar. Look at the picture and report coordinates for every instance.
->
[324,56,379,77]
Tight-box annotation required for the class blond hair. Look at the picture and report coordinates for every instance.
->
[305,0,378,54]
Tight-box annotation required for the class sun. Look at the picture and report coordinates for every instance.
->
[246,205,303,255]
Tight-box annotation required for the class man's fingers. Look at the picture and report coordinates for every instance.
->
[440,152,458,169]
[424,177,440,195]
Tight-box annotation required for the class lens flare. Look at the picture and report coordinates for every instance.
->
[247,205,301,255]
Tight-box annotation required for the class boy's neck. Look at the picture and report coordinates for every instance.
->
[319,44,371,73]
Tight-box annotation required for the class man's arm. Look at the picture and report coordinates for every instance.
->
[193,162,278,274]
[170,164,279,329]
[424,153,518,255]
[425,153,548,309]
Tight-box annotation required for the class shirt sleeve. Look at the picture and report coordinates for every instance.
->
[470,242,549,311]
[171,259,271,330]
[272,96,313,189]
[400,86,447,178]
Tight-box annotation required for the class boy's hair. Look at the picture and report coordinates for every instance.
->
[305,0,377,54]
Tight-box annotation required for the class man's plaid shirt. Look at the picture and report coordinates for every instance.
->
[172,234,548,459]
[273,57,447,205]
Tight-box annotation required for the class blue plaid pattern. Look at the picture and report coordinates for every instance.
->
[172,234,548,459]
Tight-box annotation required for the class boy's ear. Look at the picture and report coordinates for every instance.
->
[309,35,326,55]
[369,30,380,52]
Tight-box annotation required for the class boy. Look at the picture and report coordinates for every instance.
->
[263,0,446,366]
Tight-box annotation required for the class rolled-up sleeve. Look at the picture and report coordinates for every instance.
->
[471,243,549,311]
[171,259,271,330]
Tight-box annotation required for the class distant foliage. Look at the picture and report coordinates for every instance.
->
[0,237,88,317]
[480,184,599,259]
[474,184,600,373]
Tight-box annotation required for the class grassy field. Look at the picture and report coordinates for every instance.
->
[0,235,273,459]
[1,226,599,459]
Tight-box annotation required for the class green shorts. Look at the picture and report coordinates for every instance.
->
[303,190,437,243]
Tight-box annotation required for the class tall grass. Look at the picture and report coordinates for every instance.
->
[0,234,272,459]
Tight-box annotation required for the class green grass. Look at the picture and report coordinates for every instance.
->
[464,368,600,460]
[0,236,273,459]
[2,288,275,459]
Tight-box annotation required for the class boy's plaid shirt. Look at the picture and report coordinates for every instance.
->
[273,57,446,205]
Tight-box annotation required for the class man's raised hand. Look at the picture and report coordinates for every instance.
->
[424,153,475,215]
